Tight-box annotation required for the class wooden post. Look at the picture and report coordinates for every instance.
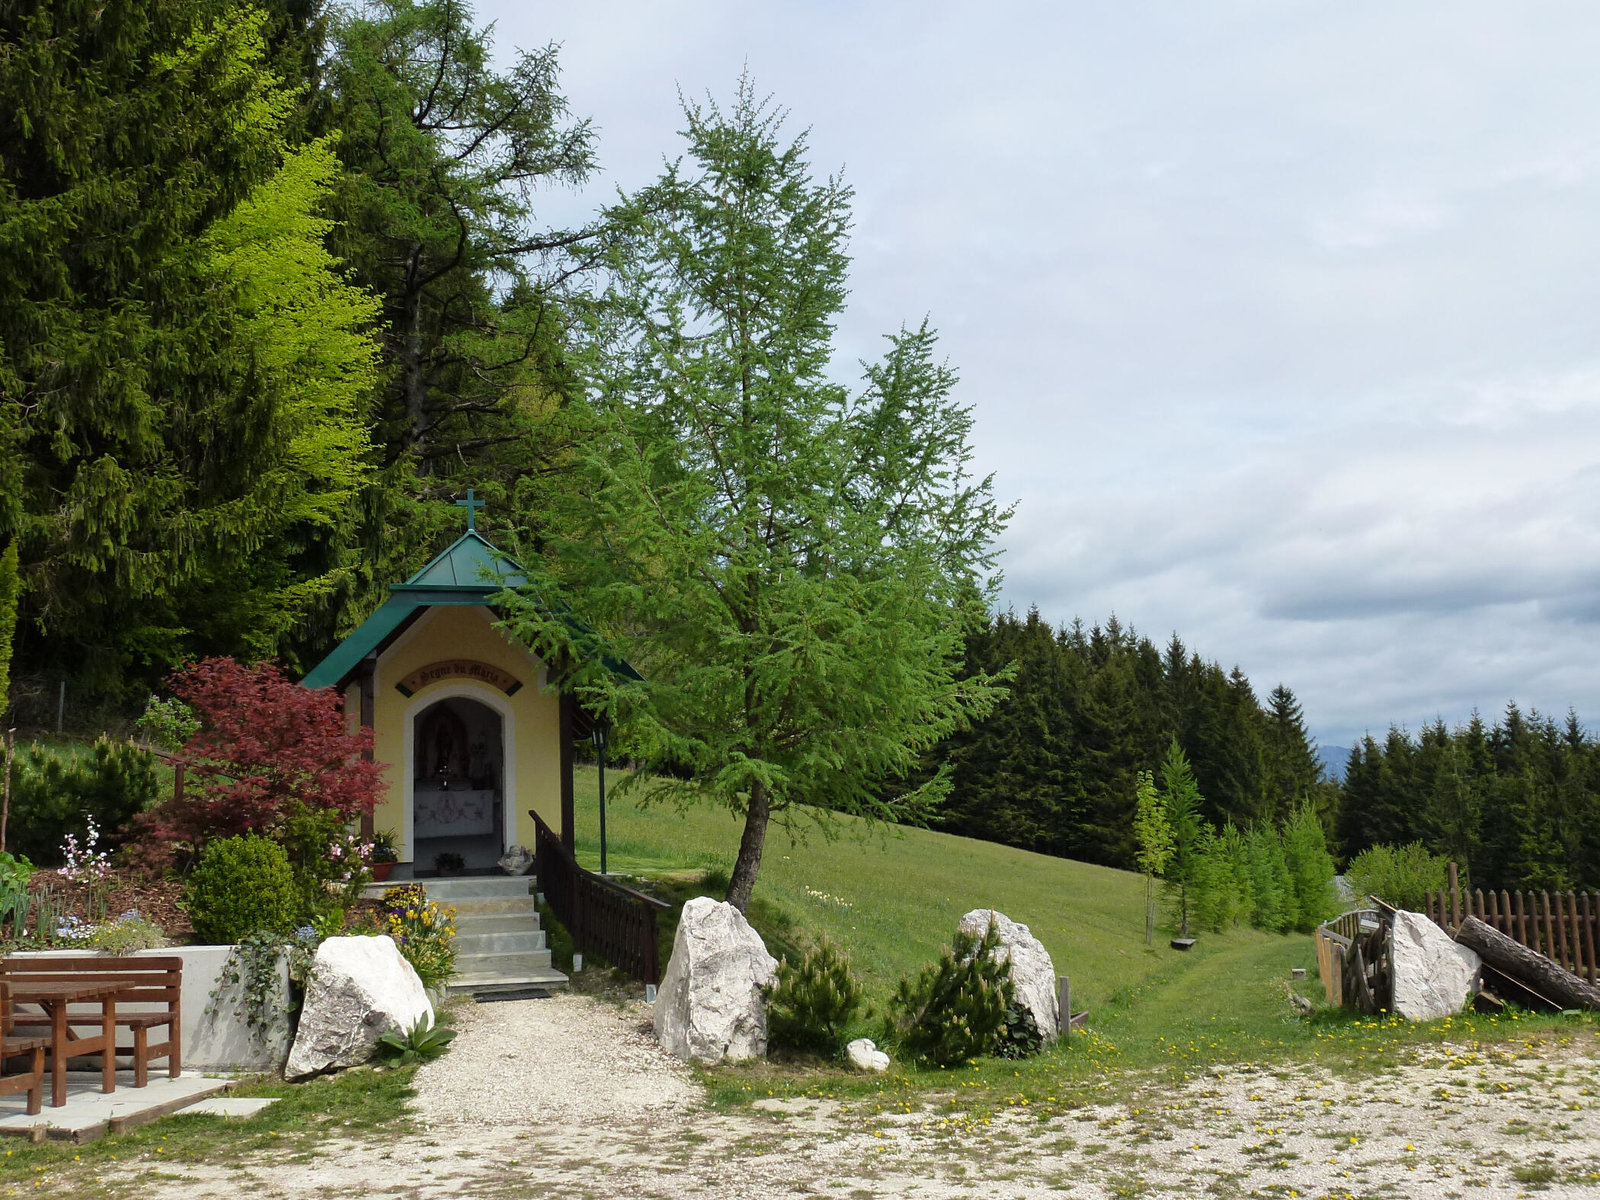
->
[357,657,376,841]
[1446,862,1459,929]
[1515,890,1528,947]
[1541,891,1557,962]
[1473,888,1484,923]
[1568,893,1585,983]
[558,692,576,851]
[1487,888,1499,930]
[1584,893,1598,986]
[1057,976,1071,1040]
[1501,891,1512,938]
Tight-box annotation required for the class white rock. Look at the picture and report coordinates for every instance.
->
[956,908,1060,1041]
[653,897,777,1064]
[284,935,434,1079]
[1391,909,1481,1021]
[846,1037,890,1072]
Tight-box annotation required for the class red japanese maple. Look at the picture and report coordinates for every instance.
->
[131,657,384,868]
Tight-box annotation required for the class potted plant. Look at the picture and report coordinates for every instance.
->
[371,830,400,882]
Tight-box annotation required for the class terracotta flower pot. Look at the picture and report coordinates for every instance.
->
[371,861,396,882]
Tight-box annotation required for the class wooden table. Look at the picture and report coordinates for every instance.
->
[7,981,119,1108]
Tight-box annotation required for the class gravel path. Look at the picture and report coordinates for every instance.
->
[37,996,1600,1199]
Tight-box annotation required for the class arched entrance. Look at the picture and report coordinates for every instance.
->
[409,693,507,875]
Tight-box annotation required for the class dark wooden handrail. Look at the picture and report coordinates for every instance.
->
[529,809,669,985]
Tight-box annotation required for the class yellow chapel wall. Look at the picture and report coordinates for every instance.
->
[366,605,561,864]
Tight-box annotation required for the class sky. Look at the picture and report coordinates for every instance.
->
[480,1,1600,748]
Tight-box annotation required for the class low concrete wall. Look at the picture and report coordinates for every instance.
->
[10,946,293,1073]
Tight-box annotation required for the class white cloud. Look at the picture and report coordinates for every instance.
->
[481,0,1600,744]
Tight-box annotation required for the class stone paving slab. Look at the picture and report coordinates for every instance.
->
[0,1071,232,1143]
[182,1097,278,1119]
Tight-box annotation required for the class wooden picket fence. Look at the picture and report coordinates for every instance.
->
[1422,863,1598,985]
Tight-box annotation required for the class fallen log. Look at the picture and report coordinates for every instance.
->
[1455,915,1600,1011]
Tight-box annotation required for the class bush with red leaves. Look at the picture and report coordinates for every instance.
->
[129,657,384,871]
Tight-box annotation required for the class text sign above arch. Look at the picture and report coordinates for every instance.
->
[395,660,523,698]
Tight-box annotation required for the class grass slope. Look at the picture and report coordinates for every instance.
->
[568,766,1282,1011]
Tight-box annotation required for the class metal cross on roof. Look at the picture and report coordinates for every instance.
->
[454,488,486,532]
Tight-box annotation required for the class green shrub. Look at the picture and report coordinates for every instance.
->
[184,835,299,944]
[278,803,371,924]
[3,739,159,865]
[1345,842,1450,911]
[765,936,864,1056]
[133,694,199,752]
[886,921,1015,1068]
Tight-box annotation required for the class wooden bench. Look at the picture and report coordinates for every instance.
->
[0,957,182,1088]
[0,982,47,1115]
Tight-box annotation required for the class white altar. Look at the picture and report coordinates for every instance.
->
[413,788,498,838]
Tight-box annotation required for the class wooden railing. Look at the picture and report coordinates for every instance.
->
[1423,864,1598,985]
[1315,908,1387,1011]
[529,809,670,985]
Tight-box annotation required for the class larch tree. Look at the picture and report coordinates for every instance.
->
[501,79,1010,912]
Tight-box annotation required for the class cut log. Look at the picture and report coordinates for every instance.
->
[1455,915,1600,1011]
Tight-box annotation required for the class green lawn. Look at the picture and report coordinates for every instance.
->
[567,766,1596,1112]
[569,765,1281,1012]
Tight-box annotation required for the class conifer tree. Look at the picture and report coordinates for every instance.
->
[502,79,1009,912]
[1159,738,1206,936]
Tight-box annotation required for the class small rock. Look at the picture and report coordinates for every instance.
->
[846,1037,890,1072]
[956,908,1060,1041]
[285,935,433,1079]
[653,897,777,1064]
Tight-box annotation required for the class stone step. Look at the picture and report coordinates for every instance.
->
[455,929,546,955]
[361,875,537,902]
[448,966,569,995]
[415,876,537,900]
[453,949,554,977]
[454,911,542,936]
[442,895,539,918]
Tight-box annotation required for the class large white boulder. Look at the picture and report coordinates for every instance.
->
[1391,909,1481,1021]
[653,897,777,1064]
[957,908,1060,1041]
[845,1037,891,1073]
[285,935,434,1079]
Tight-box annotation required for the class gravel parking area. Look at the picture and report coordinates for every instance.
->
[67,995,1600,1199]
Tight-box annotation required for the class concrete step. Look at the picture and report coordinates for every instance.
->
[453,949,554,976]
[361,875,537,902]
[416,877,536,901]
[455,911,542,936]
[448,966,569,994]
[444,896,539,918]
[455,929,546,955]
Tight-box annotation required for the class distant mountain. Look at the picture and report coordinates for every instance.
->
[1318,745,1352,784]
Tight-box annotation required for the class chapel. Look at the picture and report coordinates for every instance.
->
[301,495,621,877]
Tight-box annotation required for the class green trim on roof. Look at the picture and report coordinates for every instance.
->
[300,530,641,691]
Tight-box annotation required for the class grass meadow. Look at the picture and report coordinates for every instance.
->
[566,766,1596,1112]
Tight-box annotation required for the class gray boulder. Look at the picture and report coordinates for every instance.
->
[957,908,1060,1041]
[1391,909,1480,1021]
[285,935,434,1079]
[653,897,777,1064]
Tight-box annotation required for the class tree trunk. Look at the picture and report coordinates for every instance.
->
[725,780,770,914]
[1456,915,1600,1010]
[0,725,11,853]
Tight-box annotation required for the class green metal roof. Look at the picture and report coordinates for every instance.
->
[300,530,629,691]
